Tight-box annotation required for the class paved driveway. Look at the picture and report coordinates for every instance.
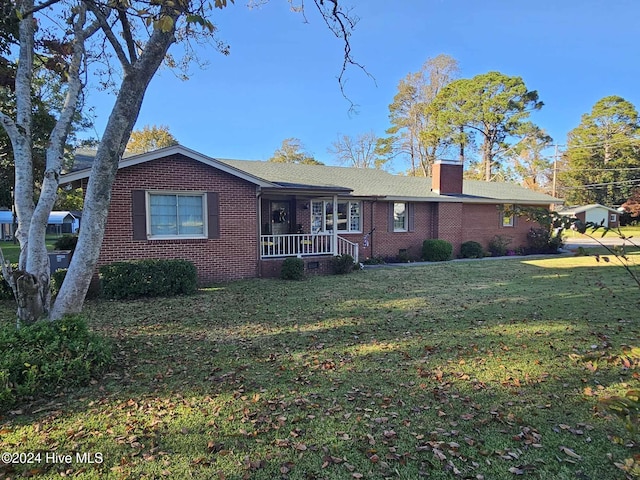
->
[563,235,632,249]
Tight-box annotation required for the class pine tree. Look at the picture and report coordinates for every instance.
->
[559,96,640,206]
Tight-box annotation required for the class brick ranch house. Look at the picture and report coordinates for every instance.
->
[60,145,562,284]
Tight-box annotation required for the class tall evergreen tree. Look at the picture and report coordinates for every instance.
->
[433,71,543,181]
[559,96,640,206]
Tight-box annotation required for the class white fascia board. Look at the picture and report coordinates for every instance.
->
[60,145,277,188]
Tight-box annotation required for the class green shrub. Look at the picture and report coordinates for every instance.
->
[53,234,78,252]
[488,235,512,256]
[460,241,484,259]
[51,269,67,296]
[332,254,355,274]
[100,259,197,299]
[526,228,563,254]
[422,239,453,262]
[0,315,112,412]
[280,257,305,280]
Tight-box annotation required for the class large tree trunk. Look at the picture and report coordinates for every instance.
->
[2,3,94,325]
[2,0,41,326]
[50,26,176,320]
[483,140,492,182]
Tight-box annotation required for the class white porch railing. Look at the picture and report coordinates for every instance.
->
[337,236,359,262]
[260,233,359,262]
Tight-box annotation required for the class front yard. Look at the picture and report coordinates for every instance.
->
[0,254,639,479]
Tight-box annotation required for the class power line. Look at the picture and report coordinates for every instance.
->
[557,178,640,191]
[558,137,640,152]
[553,166,640,173]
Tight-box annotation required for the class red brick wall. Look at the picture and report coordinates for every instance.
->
[434,203,464,253]
[460,203,539,253]
[97,154,258,284]
[342,201,545,260]
[260,256,334,278]
[342,201,435,262]
[432,162,463,194]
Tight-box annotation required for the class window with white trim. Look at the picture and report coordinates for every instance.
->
[148,192,206,238]
[502,204,515,227]
[610,213,617,223]
[393,202,407,232]
[311,200,361,233]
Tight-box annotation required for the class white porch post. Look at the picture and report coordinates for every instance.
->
[257,191,262,260]
[332,194,338,255]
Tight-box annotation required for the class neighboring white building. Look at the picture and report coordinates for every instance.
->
[0,210,80,240]
[557,204,620,228]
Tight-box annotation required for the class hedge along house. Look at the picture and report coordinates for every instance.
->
[60,145,562,284]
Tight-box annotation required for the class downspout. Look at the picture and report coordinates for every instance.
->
[370,199,376,258]
[332,194,338,255]
[256,188,262,277]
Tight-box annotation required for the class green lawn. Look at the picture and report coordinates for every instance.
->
[0,237,59,263]
[0,255,639,479]
[564,225,640,241]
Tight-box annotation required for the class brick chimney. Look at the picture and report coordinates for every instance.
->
[431,160,463,195]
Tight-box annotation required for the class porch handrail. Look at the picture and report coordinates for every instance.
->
[260,233,359,261]
[260,233,333,258]
[337,236,359,262]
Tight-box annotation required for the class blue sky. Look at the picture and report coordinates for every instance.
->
[85,0,640,172]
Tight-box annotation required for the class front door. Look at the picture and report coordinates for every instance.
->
[270,201,291,235]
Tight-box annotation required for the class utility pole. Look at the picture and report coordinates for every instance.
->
[552,144,559,198]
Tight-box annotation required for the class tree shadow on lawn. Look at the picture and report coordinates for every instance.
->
[1,259,638,478]
[2,317,632,479]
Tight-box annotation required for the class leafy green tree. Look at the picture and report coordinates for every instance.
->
[54,187,84,211]
[328,131,387,169]
[384,54,459,176]
[269,138,323,165]
[559,95,640,206]
[434,71,543,181]
[126,124,178,154]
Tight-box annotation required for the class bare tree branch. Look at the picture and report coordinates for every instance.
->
[118,8,138,63]
[311,0,374,112]
[22,0,61,16]
[84,1,133,71]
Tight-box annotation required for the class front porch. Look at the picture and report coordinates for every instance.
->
[259,191,361,262]
[259,233,359,261]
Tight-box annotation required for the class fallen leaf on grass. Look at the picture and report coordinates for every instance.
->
[559,446,582,460]
[509,464,536,475]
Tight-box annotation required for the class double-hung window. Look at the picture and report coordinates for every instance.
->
[148,192,206,238]
[311,200,361,233]
[393,202,407,232]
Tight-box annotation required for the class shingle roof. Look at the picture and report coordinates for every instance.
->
[218,159,561,205]
[63,145,561,206]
